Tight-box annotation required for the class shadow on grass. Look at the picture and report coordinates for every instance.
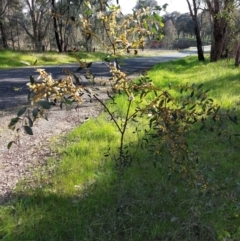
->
[1,56,240,241]
[0,160,220,241]
[1,111,239,241]
[1,157,172,241]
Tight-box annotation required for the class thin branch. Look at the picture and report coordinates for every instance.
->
[93,94,122,133]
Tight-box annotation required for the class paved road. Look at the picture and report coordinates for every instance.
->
[0,52,191,111]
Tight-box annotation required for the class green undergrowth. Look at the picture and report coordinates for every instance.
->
[0,56,240,241]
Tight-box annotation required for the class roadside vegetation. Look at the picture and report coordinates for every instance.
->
[1,56,239,241]
[0,50,108,69]
[1,0,240,240]
[0,49,176,69]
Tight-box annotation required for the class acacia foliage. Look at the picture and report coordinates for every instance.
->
[8,1,237,179]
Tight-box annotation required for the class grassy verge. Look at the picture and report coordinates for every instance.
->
[0,50,108,68]
[0,56,240,241]
[0,49,180,69]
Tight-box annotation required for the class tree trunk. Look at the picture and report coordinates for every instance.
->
[10,25,15,50]
[186,0,204,61]
[0,20,8,49]
[53,16,63,52]
[51,0,63,52]
[205,0,232,62]
[235,42,240,67]
[17,22,20,50]
[195,24,205,61]
[34,40,43,52]
[210,19,227,61]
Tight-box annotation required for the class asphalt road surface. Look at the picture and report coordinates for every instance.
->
[0,52,192,111]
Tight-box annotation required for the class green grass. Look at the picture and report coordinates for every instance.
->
[0,50,108,68]
[0,49,181,69]
[1,56,240,241]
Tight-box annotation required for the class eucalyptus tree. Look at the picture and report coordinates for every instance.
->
[5,0,24,50]
[134,0,159,10]
[13,0,52,51]
[234,10,240,65]
[51,0,85,52]
[162,19,177,49]
[163,11,181,25]
[224,7,240,65]
[175,13,195,39]
[204,0,240,61]
[0,0,14,49]
[51,0,110,52]
[186,0,205,61]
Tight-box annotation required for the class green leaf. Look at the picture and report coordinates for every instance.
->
[159,22,164,28]
[7,141,15,149]
[27,116,33,127]
[72,73,81,85]
[38,101,51,110]
[86,62,92,68]
[32,108,39,118]
[189,104,196,110]
[28,91,32,100]
[143,21,148,29]
[154,5,162,11]
[104,1,109,7]
[228,115,238,124]
[85,9,92,16]
[104,57,111,62]
[198,83,203,90]
[76,67,83,72]
[30,75,35,85]
[33,59,38,66]
[153,13,162,22]
[17,107,28,117]
[151,24,157,33]
[8,117,20,129]
[162,3,168,10]
[24,126,33,135]
[149,116,157,128]
[64,97,73,105]
[200,124,205,131]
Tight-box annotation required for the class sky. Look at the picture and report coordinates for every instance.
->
[119,0,189,15]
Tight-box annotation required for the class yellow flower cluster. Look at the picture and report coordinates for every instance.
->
[27,69,84,104]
